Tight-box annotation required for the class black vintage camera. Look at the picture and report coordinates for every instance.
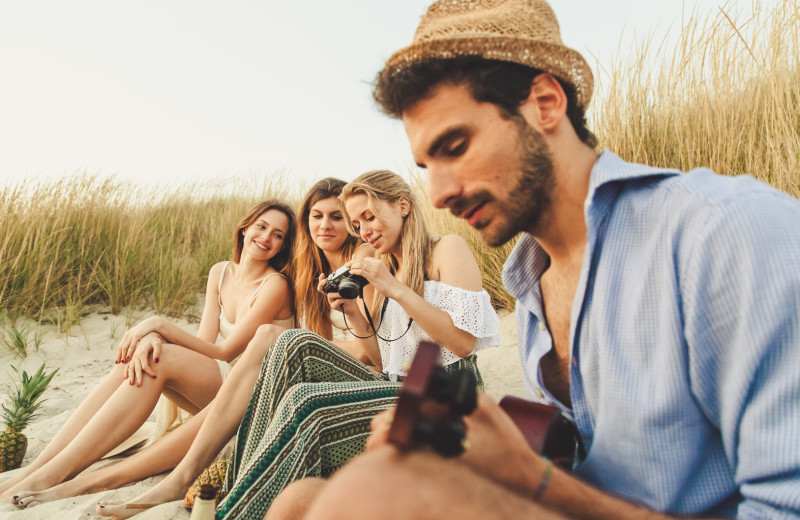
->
[322,266,369,299]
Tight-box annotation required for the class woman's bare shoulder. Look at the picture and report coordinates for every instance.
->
[207,261,230,284]
[432,234,473,260]
[431,235,482,289]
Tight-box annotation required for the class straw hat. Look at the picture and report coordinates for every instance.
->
[381,0,594,109]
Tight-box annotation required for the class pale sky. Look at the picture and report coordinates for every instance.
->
[0,1,775,189]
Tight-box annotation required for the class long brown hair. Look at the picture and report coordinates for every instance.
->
[233,199,298,306]
[295,178,360,339]
[341,170,436,319]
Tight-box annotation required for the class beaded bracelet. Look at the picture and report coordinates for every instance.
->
[533,457,553,501]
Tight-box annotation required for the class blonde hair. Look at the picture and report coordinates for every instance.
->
[294,178,360,339]
[340,170,437,319]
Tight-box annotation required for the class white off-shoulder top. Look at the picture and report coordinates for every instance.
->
[377,280,501,381]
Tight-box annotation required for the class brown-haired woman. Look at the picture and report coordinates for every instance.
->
[3,200,297,507]
[294,177,370,350]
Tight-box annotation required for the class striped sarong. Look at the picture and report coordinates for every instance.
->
[216,328,482,520]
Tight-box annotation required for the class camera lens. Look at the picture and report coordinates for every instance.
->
[338,278,360,299]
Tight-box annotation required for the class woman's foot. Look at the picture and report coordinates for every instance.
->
[10,489,50,509]
[0,468,37,501]
[95,476,189,518]
[3,471,64,505]
[11,477,86,509]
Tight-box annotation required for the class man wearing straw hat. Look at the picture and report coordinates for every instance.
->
[282,1,800,518]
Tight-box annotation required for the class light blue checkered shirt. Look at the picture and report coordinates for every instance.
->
[503,151,800,518]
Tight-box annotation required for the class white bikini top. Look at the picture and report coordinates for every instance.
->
[330,309,354,341]
[217,261,295,340]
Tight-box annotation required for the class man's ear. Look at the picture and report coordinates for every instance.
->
[518,73,567,133]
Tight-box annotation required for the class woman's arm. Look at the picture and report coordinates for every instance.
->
[195,261,227,343]
[116,262,226,364]
[349,235,482,358]
[319,275,383,368]
[119,264,291,363]
[151,274,291,362]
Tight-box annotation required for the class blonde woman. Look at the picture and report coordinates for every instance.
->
[2,200,297,507]
[215,169,501,519]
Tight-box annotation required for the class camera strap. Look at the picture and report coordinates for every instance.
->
[341,290,413,342]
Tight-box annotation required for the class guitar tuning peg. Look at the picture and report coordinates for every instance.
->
[414,420,467,457]
[431,421,467,457]
[428,368,478,416]
[449,370,478,415]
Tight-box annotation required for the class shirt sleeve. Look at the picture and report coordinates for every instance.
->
[435,283,502,351]
[680,182,800,518]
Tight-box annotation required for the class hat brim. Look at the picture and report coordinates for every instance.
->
[382,36,593,109]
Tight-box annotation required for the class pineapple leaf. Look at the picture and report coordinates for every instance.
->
[2,363,58,431]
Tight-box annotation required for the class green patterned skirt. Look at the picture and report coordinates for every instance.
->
[216,329,482,520]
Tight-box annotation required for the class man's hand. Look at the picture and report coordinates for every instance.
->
[367,392,546,497]
[461,393,546,496]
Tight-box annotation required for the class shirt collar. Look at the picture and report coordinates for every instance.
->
[502,150,681,297]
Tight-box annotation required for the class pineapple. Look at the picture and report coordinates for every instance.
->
[0,363,58,472]
[184,457,230,510]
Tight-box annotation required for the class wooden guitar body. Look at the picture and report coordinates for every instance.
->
[388,341,582,468]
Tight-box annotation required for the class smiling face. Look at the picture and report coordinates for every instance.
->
[403,82,555,247]
[308,196,348,253]
[344,193,406,256]
[242,209,289,262]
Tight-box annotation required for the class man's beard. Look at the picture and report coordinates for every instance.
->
[452,118,555,247]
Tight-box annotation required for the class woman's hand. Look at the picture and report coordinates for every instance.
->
[346,258,403,300]
[318,273,361,316]
[124,332,164,386]
[116,316,164,364]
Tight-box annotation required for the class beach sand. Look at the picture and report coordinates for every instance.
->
[0,309,525,519]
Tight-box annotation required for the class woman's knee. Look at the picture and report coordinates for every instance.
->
[263,329,319,367]
[242,324,282,363]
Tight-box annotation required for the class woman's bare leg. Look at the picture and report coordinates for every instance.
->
[96,325,283,519]
[14,407,208,508]
[4,343,222,501]
[0,363,132,497]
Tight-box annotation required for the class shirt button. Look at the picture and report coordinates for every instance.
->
[538,321,546,331]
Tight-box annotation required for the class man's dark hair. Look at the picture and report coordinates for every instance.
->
[374,57,597,148]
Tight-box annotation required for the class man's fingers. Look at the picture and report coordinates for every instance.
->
[366,408,395,451]
[366,427,391,451]
[370,408,395,432]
